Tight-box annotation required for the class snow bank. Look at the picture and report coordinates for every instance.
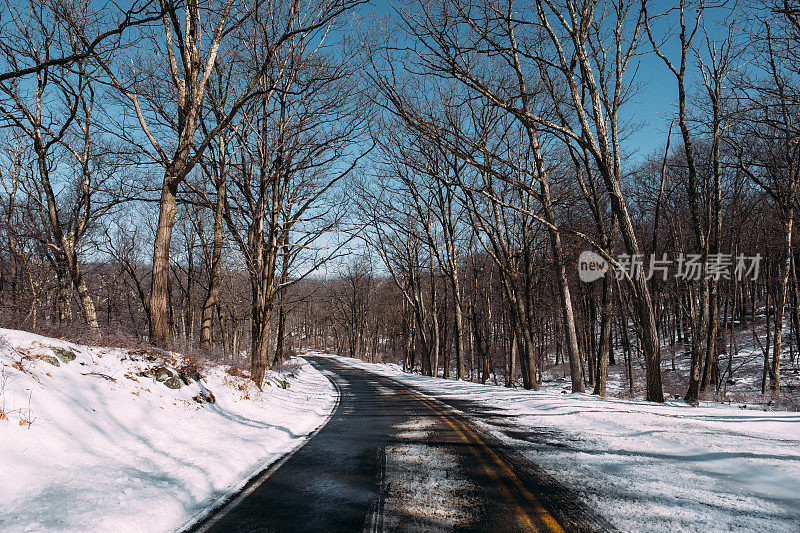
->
[329,354,800,532]
[0,329,336,533]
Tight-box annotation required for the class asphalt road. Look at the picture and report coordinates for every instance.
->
[188,356,610,533]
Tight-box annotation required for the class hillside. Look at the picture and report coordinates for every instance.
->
[0,328,336,532]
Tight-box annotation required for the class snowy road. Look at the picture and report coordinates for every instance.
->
[188,356,609,532]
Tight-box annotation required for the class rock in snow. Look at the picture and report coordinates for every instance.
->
[51,346,77,364]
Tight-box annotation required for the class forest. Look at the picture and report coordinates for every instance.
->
[1,0,799,408]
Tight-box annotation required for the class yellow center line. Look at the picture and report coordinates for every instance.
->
[434,404,536,529]
[326,359,566,532]
[407,390,566,533]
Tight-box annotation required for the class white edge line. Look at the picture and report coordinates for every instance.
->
[176,357,342,533]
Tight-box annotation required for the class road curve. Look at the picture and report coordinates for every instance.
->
[187,356,611,532]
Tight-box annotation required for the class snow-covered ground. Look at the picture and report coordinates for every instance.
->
[329,354,800,532]
[0,328,337,533]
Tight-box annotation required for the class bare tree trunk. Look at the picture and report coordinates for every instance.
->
[273,294,287,368]
[618,316,634,395]
[506,329,517,388]
[772,214,794,393]
[542,184,584,393]
[200,179,225,348]
[702,282,721,392]
[685,279,709,406]
[452,275,466,379]
[402,297,413,371]
[150,177,179,347]
[593,269,614,396]
[55,262,72,324]
[791,254,800,364]
[71,260,99,332]
[762,286,773,395]
[251,294,272,387]
[614,189,664,401]
[430,256,440,377]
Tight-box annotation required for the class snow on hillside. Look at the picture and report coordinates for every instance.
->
[329,354,800,532]
[0,328,337,533]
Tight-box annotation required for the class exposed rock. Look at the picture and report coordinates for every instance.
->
[163,376,183,389]
[51,346,77,364]
[178,369,199,385]
[137,366,188,388]
[40,355,60,367]
[275,378,291,389]
[154,367,172,382]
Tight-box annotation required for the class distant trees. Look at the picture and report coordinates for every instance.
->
[328,258,373,360]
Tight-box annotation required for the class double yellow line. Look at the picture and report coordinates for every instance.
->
[407,390,566,533]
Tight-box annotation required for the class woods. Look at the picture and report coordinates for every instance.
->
[1,0,799,405]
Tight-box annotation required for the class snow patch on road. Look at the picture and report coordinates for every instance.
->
[382,417,477,531]
[0,329,336,533]
[392,416,436,440]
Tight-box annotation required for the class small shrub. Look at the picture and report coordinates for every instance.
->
[281,359,302,377]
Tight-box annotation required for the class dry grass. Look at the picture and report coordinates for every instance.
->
[225,365,251,380]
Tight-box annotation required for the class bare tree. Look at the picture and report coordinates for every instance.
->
[224,29,365,386]
[95,0,365,347]
[728,1,800,394]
